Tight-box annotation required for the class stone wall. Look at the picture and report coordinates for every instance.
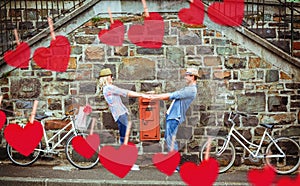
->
[1,12,300,168]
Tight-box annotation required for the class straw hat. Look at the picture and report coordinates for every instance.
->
[185,68,200,77]
[99,68,112,77]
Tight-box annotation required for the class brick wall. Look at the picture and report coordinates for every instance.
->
[0,13,300,168]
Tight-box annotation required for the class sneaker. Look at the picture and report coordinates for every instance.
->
[174,166,180,173]
[131,164,140,171]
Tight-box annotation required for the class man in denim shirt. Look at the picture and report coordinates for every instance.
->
[145,68,199,162]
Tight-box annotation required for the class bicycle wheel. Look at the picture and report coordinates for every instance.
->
[6,142,41,166]
[65,133,99,169]
[200,136,236,173]
[265,137,300,174]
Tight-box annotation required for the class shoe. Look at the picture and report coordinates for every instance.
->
[131,164,140,171]
[174,166,180,173]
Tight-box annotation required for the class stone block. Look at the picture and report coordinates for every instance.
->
[177,126,193,140]
[11,78,41,98]
[266,70,279,82]
[141,82,162,92]
[286,83,300,89]
[180,154,199,164]
[43,83,69,96]
[137,48,163,55]
[179,30,201,45]
[260,113,296,124]
[229,82,244,90]
[71,46,83,55]
[216,47,237,55]
[48,98,62,110]
[212,38,229,46]
[240,70,255,80]
[119,57,155,80]
[213,71,231,80]
[197,46,213,55]
[281,126,300,137]
[237,92,266,113]
[225,57,247,69]
[157,69,178,80]
[85,46,105,61]
[166,47,184,67]
[204,56,221,66]
[102,112,118,130]
[79,82,96,95]
[75,36,96,44]
[142,142,162,153]
[114,46,128,56]
[268,96,288,112]
[242,116,259,127]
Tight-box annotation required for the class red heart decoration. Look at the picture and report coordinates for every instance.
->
[4,42,30,68]
[178,0,205,25]
[247,165,276,186]
[99,142,138,178]
[71,134,100,159]
[152,151,180,176]
[4,121,43,156]
[277,174,300,186]
[207,0,244,26]
[0,111,6,130]
[128,12,164,49]
[33,35,70,72]
[98,20,125,46]
[180,158,219,186]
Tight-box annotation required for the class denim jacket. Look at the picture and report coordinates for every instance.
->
[166,85,197,124]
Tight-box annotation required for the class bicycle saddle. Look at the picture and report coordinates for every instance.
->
[260,123,274,129]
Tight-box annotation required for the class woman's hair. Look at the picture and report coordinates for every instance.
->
[98,76,110,90]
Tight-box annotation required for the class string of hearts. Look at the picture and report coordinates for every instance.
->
[1,99,300,185]
[3,0,245,72]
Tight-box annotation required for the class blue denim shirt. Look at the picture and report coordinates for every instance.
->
[166,85,197,124]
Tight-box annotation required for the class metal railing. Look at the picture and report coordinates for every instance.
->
[203,0,300,57]
[0,0,86,56]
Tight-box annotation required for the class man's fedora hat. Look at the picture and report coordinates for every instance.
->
[185,67,200,77]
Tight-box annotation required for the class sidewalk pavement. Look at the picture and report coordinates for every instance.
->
[0,159,295,186]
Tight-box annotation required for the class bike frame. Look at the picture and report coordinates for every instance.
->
[219,113,286,159]
[36,116,78,154]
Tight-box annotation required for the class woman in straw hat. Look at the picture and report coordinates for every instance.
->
[98,68,145,145]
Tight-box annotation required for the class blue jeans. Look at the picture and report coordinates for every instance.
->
[165,119,179,151]
[116,114,128,144]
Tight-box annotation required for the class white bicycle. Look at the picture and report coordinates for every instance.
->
[6,108,99,169]
[200,112,300,174]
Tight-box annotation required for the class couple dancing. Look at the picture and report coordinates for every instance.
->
[98,67,199,171]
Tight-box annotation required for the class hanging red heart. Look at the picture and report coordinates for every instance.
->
[178,0,205,25]
[0,110,6,130]
[247,165,276,186]
[152,151,180,176]
[180,158,219,186]
[277,174,300,186]
[71,134,100,159]
[98,20,125,46]
[99,142,138,178]
[4,121,43,156]
[128,12,164,49]
[4,42,30,68]
[33,35,70,72]
[207,0,244,26]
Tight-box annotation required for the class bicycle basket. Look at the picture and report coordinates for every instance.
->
[74,106,92,130]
